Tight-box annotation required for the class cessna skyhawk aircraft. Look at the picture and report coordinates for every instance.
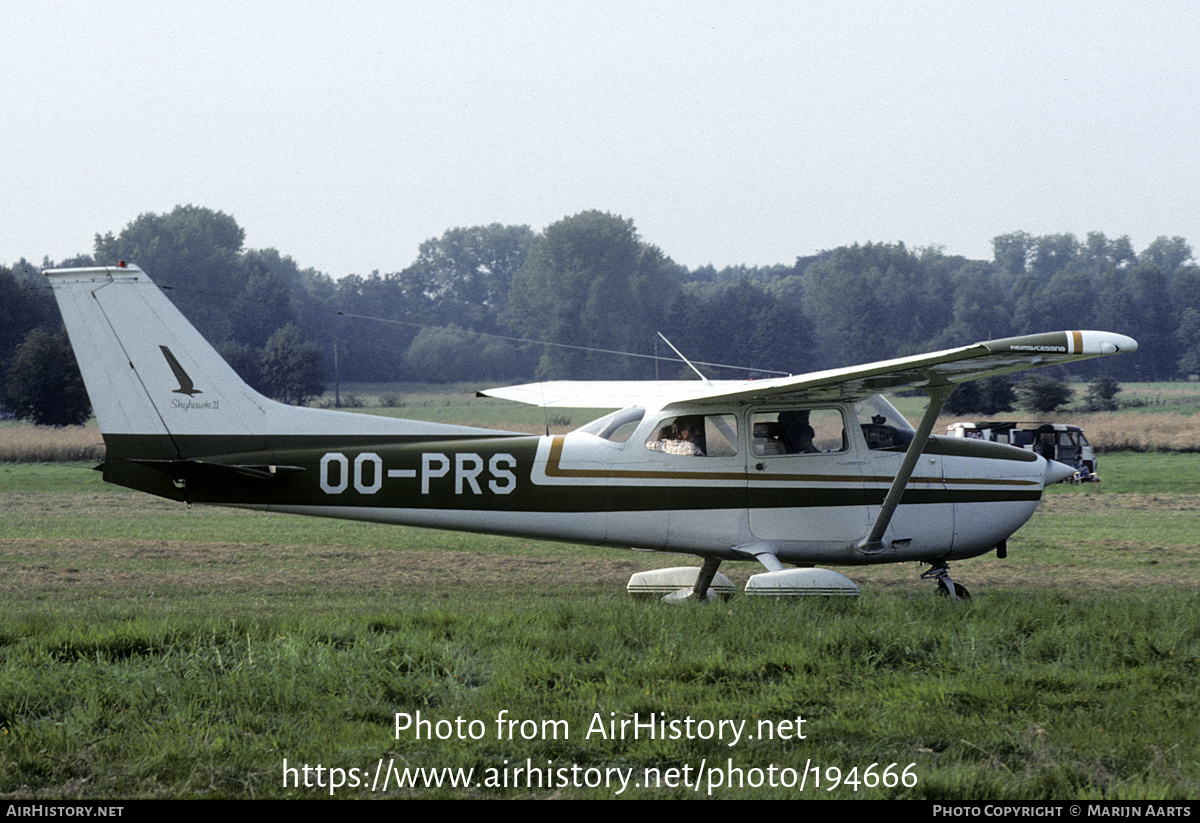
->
[45,263,1137,601]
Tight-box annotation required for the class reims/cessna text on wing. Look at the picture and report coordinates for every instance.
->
[46,263,1137,601]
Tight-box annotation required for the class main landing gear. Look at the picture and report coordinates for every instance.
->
[921,563,971,600]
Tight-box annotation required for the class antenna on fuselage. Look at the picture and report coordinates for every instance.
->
[656,332,712,385]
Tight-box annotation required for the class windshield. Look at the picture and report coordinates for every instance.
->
[852,395,914,433]
[574,407,646,443]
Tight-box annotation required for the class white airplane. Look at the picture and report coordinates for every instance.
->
[45,263,1137,601]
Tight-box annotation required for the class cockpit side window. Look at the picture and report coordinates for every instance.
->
[645,414,738,457]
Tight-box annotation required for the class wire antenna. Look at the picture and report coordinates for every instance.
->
[337,311,790,377]
[657,332,711,384]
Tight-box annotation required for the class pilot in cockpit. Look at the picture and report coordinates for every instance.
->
[648,417,706,456]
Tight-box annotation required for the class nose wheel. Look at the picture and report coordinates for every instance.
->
[921,563,971,600]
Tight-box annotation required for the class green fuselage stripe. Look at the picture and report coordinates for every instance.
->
[101,433,1042,514]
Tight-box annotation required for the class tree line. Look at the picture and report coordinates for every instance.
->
[2,205,1194,424]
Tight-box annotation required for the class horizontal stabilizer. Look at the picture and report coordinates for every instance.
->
[127,458,307,481]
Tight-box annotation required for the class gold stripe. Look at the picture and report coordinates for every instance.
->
[544,438,1038,487]
[865,475,1038,487]
[1071,330,1083,354]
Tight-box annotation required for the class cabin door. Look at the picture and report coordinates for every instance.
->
[747,407,869,543]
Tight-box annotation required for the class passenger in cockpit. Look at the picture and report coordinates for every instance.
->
[779,410,817,453]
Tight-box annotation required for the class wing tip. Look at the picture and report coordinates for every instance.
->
[983,330,1137,357]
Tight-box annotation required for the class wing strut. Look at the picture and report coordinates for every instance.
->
[856,384,953,553]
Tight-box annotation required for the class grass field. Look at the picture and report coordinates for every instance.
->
[2,387,1199,799]
[1,453,1198,800]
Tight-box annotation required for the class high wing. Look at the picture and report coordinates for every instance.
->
[479,330,1137,411]
[477,380,741,409]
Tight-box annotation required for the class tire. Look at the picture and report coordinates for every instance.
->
[936,579,971,599]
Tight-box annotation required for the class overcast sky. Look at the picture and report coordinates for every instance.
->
[5,1,1197,278]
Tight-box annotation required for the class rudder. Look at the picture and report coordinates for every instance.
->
[45,264,279,444]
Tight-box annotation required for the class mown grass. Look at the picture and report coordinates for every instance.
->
[1045,452,1200,495]
[3,389,1199,799]
[1112,382,1200,415]
[2,455,1200,799]
[1,594,1197,799]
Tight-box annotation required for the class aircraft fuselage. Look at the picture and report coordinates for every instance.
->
[104,402,1051,568]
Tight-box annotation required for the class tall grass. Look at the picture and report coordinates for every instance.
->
[933,412,1200,453]
[1065,412,1200,452]
[0,424,105,463]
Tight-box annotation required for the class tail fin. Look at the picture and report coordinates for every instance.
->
[46,264,506,499]
[45,264,288,442]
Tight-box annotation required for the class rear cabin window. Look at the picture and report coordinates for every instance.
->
[751,409,847,456]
